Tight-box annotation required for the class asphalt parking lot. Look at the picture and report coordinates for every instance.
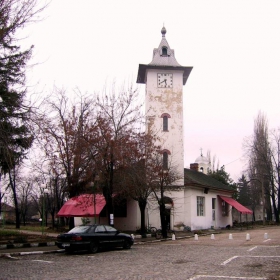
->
[0,226,279,280]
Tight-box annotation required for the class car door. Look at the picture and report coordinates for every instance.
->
[94,225,111,248]
[104,225,123,248]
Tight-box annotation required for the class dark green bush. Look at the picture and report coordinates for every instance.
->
[0,229,20,236]
[13,235,28,243]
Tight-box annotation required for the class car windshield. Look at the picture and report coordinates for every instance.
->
[68,226,92,234]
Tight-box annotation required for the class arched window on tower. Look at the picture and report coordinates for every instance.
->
[161,113,171,132]
[163,152,168,170]
[163,116,168,131]
[162,47,168,56]
[162,149,171,170]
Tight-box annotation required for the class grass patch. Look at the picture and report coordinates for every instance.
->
[0,228,56,244]
[4,225,46,232]
[4,224,68,233]
[0,229,21,236]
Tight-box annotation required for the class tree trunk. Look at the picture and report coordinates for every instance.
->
[51,211,55,228]
[160,203,167,238]
[106,195,114,226]
[103,185,114,226]
[138,199,147,236]
[9,170,20,229]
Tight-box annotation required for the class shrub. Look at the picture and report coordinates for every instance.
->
[0,229,21,237]
[13,235,28,243]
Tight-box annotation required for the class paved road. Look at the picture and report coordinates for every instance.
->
[0,226,280,280]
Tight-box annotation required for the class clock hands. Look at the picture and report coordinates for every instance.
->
[159,79,167,84]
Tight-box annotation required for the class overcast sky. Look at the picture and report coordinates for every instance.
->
[22,0,280,181]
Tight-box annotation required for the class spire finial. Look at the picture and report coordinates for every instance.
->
[161,25,166,37]
[200,148,203,156]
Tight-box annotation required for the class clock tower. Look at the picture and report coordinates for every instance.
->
[137,27,192,183]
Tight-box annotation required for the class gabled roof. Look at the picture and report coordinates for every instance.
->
[184,168,234,193]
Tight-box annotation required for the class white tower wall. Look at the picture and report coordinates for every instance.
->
[146,69,184,182]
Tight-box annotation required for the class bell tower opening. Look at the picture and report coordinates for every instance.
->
[162,47,168,56]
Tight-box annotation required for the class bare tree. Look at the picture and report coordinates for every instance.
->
[17,179,33,225]
[268,128,280,222]
[206,150,220,173]
[244,112,279,222]
[33,88,100,228]
[120,132,159,236]
[94,82,143,225]
[42,172,67,228]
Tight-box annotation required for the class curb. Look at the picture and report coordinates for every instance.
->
[0,241,55,250]
[133,234,195,245]
[0,249,64,258]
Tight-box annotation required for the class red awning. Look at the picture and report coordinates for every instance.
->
[219,196,253,214]
[57,194,106,217]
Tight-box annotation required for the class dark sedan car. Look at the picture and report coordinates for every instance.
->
[56,224,134,253]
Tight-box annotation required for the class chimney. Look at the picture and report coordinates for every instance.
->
[190,163,199,171]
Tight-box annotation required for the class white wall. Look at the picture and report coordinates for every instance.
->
[146,187,233,231]
[112,199,140,231]
[146,69,185,184]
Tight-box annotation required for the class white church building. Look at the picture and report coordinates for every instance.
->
[60,27,252,231]
[134,26,245,231]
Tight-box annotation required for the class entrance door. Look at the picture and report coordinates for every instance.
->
[165,208,171,230]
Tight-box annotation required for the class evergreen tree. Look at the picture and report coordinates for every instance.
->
[0,0,46,228]
[208,165,237,198]
[237,174,251,205]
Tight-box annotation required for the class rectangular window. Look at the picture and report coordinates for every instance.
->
[212,198,216,209]
[197,196,205,216]
[212,198,216,221]
[222,201,228,216]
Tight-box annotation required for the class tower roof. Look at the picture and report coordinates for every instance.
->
[136,27,193,84]
[148,27,181,67]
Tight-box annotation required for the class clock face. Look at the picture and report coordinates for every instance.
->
[157,73,173,88]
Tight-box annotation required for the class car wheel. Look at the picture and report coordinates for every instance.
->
[89,241,99,254]
[123,240,131,250]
